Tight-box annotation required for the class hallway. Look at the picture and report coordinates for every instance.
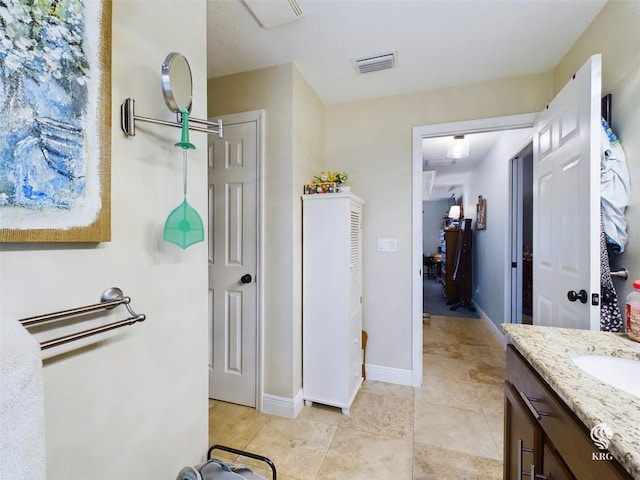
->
[209,315,505,479]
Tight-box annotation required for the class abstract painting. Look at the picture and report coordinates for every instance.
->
[0,0,111,242]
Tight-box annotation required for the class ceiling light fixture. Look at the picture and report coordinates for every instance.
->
[446,135,470,159]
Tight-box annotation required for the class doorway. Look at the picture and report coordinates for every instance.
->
[509,144,533,325]
[412,113,537,385]
[208,110,265,408]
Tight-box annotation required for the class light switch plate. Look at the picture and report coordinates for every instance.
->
[377,238,397,252]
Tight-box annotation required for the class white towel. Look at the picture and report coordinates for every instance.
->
[0,318,46,480]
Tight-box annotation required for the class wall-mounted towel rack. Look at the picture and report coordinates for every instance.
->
[19,287,146,350]
[120,98,223,138]
[610,268,628,280]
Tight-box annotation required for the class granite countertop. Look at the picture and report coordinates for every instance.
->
[502,324,640,479]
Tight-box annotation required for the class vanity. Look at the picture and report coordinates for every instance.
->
[502,324,640,480]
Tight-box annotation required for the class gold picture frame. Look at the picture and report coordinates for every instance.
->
[476,195,486,230]
[0,0,112,242]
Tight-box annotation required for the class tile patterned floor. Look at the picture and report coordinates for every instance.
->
[209,315,506,479]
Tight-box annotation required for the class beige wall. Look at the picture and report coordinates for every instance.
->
[208,64,324,402]
[554,0,640,300]
[0,1,209,478]
[208,65,295,400]
[292,67,325,395]
[324,74,551,370]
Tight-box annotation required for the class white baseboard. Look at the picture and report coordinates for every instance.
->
[261,309,506,420]
[473,302,508,348]
[365,363,413,386]
[261,389,304,418]
[260,367,412,417]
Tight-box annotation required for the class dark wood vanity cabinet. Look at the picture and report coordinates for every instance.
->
[541,444,574,480]
[504,345,632,480]
[504,380,542,479]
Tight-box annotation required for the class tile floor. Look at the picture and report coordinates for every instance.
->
[209,315,506,480]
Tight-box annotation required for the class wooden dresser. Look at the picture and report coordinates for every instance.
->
[440,228,459,301]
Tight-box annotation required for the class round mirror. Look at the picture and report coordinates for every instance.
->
[161,52,193,113]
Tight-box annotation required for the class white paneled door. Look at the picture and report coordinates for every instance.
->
[533,55,601,330]
[208,111,262,407]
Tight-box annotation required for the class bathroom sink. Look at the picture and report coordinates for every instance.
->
[572,355,640,397]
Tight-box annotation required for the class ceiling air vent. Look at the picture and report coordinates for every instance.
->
[353,52,397,74]
[426,158,456,167]
[242,0,304,28]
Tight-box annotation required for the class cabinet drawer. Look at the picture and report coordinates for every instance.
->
[507,345,631,480]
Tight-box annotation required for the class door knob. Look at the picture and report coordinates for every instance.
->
[567,289,588,304]
[240,274,252,284]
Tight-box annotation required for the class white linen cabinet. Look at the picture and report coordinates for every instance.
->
[302,192,364,414]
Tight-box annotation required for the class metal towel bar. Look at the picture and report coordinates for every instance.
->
[19,287,146,350]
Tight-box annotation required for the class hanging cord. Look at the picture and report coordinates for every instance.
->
[175,108,196,199]
[163,108,204,249]
[183,149,188,197]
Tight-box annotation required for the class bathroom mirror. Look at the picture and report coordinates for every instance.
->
[161,52,193,113]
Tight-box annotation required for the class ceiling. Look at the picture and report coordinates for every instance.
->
[206,0,606,199]
[421,130,508,200]
[207,0,606,105]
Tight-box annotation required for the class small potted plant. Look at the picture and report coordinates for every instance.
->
[303,171,349,194]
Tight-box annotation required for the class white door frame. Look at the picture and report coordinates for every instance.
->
[253,109,265,410]
[411,113,537,386]
[510,154,524,325]
[209,109,265,409]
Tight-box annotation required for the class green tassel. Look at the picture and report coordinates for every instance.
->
[175,108,196,150]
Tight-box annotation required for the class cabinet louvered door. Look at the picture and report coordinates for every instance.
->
[349,203,362,324]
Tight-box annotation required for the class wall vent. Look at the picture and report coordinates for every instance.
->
[353,52,397,74]
[242,0,304,28]
[426,158,456,167]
